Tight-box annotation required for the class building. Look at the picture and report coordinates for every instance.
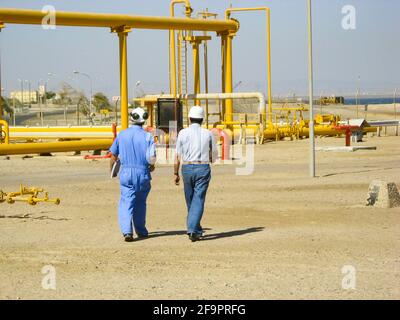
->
[10,90,38,103]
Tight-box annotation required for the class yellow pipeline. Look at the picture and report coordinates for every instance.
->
[0,8,238,32]
[169,1,192,96]
[0,139,113,156]
[225,7,272,124]
[0,120,9,144]
[8,126,121,140]
[212,123,377,142]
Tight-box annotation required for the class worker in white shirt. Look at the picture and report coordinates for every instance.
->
[174,106,218,242]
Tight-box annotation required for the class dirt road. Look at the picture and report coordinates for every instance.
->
[0,135,399,299]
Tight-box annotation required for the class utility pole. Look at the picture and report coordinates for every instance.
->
[12,96,16,125]
[395,88,398,136]
[18,78,24,108]
[307,0,315,178]
[25,80,31,108]
[38,81,43,126]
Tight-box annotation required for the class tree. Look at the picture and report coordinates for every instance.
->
[77,93,90,116]
[92,92,112,112]
[45,91,56,100]
[0,96,12,115]
[0,97,23,116]
[58,83,74,106]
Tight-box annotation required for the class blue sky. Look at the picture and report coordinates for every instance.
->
[0,0,399,98]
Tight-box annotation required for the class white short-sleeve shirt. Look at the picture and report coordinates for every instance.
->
[176,123,218,163]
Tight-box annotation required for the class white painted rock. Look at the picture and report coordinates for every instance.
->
[366,180,400,208]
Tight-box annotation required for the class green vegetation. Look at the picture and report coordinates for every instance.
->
[0,96,24,115]
[92,92,112,112]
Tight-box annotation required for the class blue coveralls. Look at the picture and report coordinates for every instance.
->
[109,125,156,237]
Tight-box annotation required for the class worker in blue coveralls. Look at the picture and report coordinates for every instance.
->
[109,107,156,242]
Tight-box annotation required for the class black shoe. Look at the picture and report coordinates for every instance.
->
[137,234,149,239]
[188,233,201,242]
[124,234,134,242]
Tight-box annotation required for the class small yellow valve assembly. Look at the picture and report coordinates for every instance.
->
[0,185,60,206]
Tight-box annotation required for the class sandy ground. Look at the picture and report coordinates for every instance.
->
[0,133,399,300]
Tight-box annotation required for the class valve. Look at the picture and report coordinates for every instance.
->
[0,184,61,206]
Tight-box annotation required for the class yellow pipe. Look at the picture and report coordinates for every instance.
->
[9,126,121,140]
[9,126,121,133]
[225,7,272,124]
[192,42,201,105]
[169,0,192,96]
[0,8,238,32]
[177,30,183,95]
[224,34,234,122]
[0,120,10,144]
[118,27,130,130]
[220,35,226,118]
[0,139,113,156]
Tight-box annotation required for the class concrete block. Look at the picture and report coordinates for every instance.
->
[366,180,400,208]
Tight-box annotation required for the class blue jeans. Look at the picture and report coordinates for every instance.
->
[118,166,151,236]
[182,164,211,235]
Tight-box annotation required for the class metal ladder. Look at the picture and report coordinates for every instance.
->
[179,31,188,95]
[179,31,189,123]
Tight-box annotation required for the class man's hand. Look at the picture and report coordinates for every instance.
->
[110,154,118,172]
[174,154,181,186]
[174,173,180,186]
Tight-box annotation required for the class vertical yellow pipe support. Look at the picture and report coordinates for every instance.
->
[224,32,234,123]
[177,30,183,95]
[219,33,227,120]
[169,0,193,96]
[192,41,201,105]
[113,26,132,130]
[225,7,272,125]
[187,36,211,106]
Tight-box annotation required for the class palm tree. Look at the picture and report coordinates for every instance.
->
[92,92,112,112]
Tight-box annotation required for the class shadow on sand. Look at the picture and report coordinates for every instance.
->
[145,227,265,241]
[0,213,68,221]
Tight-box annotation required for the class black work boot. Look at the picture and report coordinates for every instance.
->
[188,233,201,242]
[124,234,134,242]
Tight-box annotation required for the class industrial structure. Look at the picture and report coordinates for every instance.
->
[0,3,376,156]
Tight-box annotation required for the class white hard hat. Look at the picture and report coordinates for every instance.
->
[188,106,204,119]
[129,107,148,124]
